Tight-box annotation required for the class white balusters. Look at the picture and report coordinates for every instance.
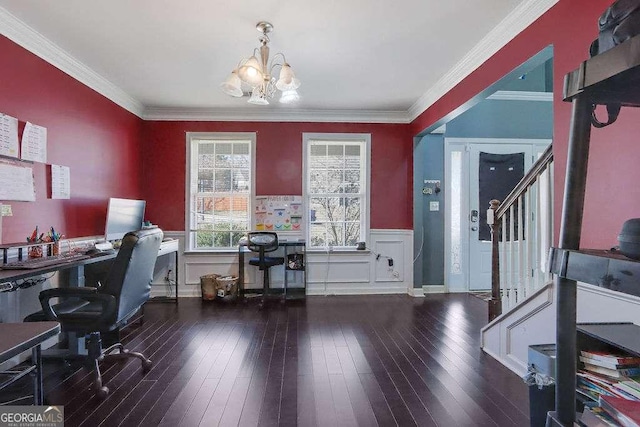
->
[490,147,554,318]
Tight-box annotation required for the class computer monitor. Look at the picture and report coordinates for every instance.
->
[105,198,146,242]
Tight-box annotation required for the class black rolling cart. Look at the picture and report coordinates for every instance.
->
[237,239,306,301]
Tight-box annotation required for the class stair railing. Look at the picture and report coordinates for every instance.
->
[488,144,554,321]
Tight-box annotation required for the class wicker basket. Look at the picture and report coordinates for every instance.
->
[215,276,239,301]
[200,273,221,301]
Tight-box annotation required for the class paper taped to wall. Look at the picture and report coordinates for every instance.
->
[0,162,35,201]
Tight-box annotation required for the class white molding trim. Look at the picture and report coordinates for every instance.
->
[503,286,554,375]
[480,283,555,376]
[143,107,409,124]
[0,6,145,117]
[407,0,558,121]
[423,285,446,294]
[0,1,557,125]
[578,282,640,304]
[408,287,425,297]
[371,229,412,235]
[487,91,553,102]
[306,284,407,296]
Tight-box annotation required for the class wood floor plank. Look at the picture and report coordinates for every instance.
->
[125,320,227,426]
[359,372,397,426]
[141,322,232,426]
[67,320,193,426]
[335,346,378,427]
[328,373,358,427]
[257,318,287,426]
[199,323,257,426]
[367,307,499,427]
[11,295,531,427]
[395,326,529,425]
[178,378,220,427]
[237,315,279,427]
[161,322,238,426]
[296,374,317,427]
[216,376,251,427]
[278,343,298,427]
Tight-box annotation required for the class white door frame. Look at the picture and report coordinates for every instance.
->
[444,138,551,293]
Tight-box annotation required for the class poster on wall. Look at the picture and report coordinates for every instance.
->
[254,195,303,233]
[51,164,71,199]
[0,113,19,158]
[21,122,47,163]
[0,161,36,201]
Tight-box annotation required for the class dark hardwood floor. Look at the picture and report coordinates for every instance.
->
[4,294,530,426]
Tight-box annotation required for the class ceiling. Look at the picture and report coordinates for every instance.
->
[0,0,557,122]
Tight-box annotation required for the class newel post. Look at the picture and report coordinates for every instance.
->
[488,199,502,321]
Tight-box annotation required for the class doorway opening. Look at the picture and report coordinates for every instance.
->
[413,46,553,293]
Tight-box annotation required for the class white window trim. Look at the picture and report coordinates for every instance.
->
[185,132,256,252]
[302,132,371,250]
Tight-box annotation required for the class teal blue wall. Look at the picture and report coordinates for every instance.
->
[446,100,553,139]
[413,98,553,288]
[413,134,445,287]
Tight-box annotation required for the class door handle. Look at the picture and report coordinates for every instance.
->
[470,209,479,223]
[471,226,478,231]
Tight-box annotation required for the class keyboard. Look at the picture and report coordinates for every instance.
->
[1,253,91,270]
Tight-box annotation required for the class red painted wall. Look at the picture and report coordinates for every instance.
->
[142,121,412,231]
[0,36,144,243]
[410,0,640,249]
[5,0,632,250]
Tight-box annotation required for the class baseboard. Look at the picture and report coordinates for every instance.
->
[306,286,407,296]
[408,287,425,297]
[423,285,446,294]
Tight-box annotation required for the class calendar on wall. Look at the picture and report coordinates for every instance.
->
[254,195,303,233]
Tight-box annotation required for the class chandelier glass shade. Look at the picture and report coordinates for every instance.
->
[220,21,300,105]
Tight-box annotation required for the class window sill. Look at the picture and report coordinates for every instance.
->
[184,249,238,255]
[306,248,371,254]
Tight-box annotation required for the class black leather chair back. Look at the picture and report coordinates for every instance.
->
[101,228,163,322]
[247,232,279,254]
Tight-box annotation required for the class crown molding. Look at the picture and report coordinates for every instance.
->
[142,107,410,123]
[407,0,558,122]
[0,6,145,117]
[487,90,553,102]
[0,1,556,125]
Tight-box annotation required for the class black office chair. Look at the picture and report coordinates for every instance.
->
[27,228,163,398]
[247,232,284,307]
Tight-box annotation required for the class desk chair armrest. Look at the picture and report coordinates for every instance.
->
[39,287,116,323]
[39,287,99,298]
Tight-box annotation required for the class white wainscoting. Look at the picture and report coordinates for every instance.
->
[481,281,640,377]
[163,229,414,298]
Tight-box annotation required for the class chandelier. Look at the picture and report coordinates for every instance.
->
[220,21,301,105]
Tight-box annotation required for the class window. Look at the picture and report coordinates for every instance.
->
[304,133,370,249]
[186,133,255,250]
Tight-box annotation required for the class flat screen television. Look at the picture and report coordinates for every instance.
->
[105,198,146,242]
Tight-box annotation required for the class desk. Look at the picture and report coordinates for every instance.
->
[154,239,180,302]
[0,239,179,300]
[0,321,60,404]
[238,240,306,300]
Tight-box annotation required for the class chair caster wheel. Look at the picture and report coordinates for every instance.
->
[96,386,109,399]
[142,360,153,372]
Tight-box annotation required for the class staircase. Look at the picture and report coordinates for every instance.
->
[486,144,554,321]
[480,144,556,375]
